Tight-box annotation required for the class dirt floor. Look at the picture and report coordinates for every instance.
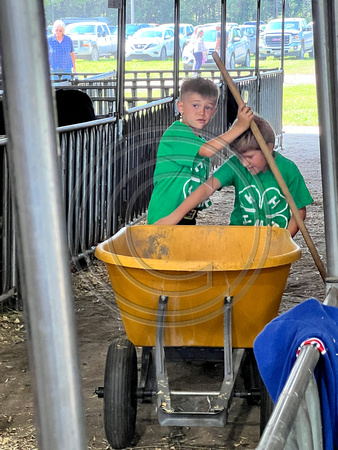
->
[0,126,327,449]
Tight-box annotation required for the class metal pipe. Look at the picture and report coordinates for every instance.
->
[257,345,321,449]
[0,1,87,448]
[311,0,338,280]
[173,0,180,103]
[117,0,127,117]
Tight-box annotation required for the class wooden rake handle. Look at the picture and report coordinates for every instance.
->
[212,51,326,283]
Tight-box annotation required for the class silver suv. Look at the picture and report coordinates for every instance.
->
[182,24,251,70]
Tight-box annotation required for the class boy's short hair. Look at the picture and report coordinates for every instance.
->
[179,77,220,102]
[231,114,275,152]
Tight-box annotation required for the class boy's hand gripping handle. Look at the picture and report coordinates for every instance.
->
[212,51,326,283]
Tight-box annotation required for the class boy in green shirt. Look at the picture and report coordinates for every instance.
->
[155,115,313,237]
[147,77,253,224]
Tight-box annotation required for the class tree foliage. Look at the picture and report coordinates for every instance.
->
[44,0,312,27]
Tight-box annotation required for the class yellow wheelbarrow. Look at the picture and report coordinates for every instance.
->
[95,225,301,449]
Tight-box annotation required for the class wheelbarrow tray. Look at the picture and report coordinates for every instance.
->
[95,225,301,348]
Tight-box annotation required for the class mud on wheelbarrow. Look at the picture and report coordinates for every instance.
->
[95,225,301,449]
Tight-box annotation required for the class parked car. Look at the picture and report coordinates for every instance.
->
[182,24,250,70]
[126,23,155,38]
[125,27,174,60]
[259,17,314,59]
[108,25,117,35]
[160,23,194,53]
[244,20,264,26]
[239,24,257,54]
[65,21,116,60]
[46,25,53,37]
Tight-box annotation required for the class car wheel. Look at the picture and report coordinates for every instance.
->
[230,53,236,69]
[159,47,167,61]
[242,51,250,67]
[297,44,305,60]
[91,46,100,61]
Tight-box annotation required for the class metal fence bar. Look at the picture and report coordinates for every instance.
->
[0,0,87,447]
[257,344,322,450]
[259,70,284,146]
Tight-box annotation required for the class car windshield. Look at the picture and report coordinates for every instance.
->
[266,21,299,31]
[66,24,95,34]
[136,29,162,38]
[203,29,217,41]
[126,25,140,34]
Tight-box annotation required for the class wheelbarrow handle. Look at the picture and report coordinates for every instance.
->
[212,51,327,283]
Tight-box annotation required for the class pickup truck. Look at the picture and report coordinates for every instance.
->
[65,21,116,61]
[259,18,313,59]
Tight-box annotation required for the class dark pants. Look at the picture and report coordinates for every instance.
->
[193,52,203,70]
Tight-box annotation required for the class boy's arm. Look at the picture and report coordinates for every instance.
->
[198,104,253,158]
[287,207,306,237]
[154,176,221,225]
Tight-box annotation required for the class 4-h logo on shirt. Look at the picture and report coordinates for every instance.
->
[182,161,211,209]
[239,185,289,228]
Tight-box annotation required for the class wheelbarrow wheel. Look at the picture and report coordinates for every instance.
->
[104,337,138,449]
[260,380,274,435]
[242,349,261,406]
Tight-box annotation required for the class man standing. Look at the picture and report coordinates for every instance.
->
[48,20,76,80]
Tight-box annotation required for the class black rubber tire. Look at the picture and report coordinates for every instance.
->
[229,53,236,69]
[159,47,167,61]
[91,46,100,61]
[241,349,261,406]
[104,338,138,449]
[297,44,305,60]
[260,379,274,435]
[242,51,250,67]
[241,349,274,434]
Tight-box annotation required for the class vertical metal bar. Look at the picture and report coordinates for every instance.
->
[221,0,226,67]
[173,0,180,103]
[257,345,320,450]
[255,0,261,75]
[155,295,173,413]
[116,0,126,117]
[311,0,338,280]
[0,1,87,449]
[223,296,233,381]
[281,0,286,73]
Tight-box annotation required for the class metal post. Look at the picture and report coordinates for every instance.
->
[281,0,285,73]
[117,0,127,118]
[0,1,87,449]
[173,0,180,103]
[311,0,338,281]
[255,0,261,114]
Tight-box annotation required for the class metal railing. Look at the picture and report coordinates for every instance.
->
[257,288,338,449]
[0,70,282,308]
[48,69,283,130]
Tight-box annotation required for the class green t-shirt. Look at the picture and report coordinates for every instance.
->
[213,152,313,228]
[147,120,211,224]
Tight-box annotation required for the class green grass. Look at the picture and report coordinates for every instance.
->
[76,56,318,126]
[258,55,315,75]
[76,58,175,73]
[283,84,318,126]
